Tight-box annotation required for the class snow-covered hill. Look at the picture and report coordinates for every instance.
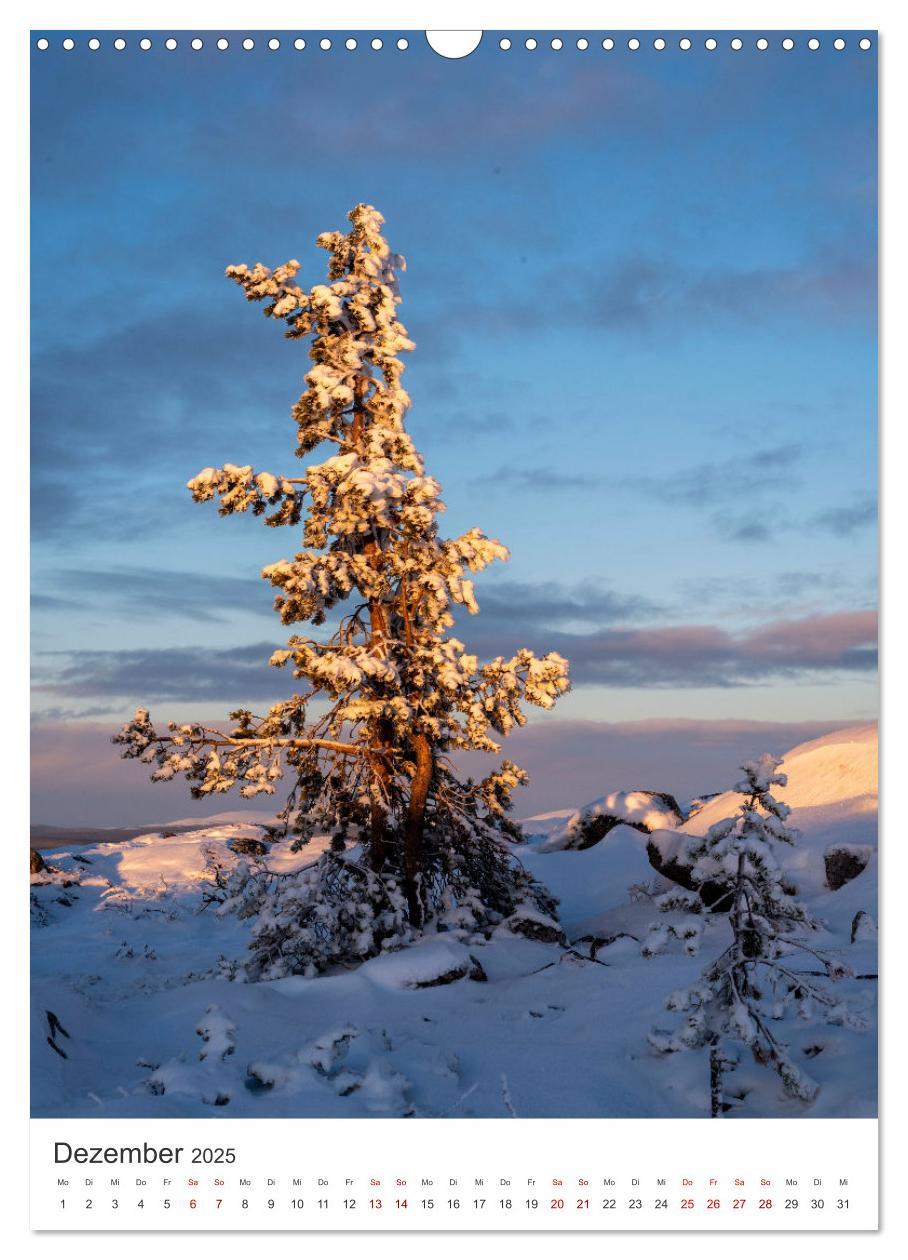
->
[31,725,877,1121]
[677,722,877,898]
[517,808,576,841]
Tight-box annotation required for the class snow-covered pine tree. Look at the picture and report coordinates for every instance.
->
[114,204,569,974]
[645,754,864,1115]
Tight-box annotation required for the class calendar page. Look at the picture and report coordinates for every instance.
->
[28,13,879,1237]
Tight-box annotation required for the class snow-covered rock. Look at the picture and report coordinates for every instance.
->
[824,843,874,890]
[359,938,486,989]
[542,790,684,852]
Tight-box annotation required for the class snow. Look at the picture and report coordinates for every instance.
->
[518,808,576,841]
[678,723,877,898]
[543,790,683,850]
[357,939,481,990]
[32,724,877,1120]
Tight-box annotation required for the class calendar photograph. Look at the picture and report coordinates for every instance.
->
[30,29,877,1133]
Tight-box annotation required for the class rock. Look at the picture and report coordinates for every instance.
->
[824,845,873,891]
[644,838,734,913]
[228,837,270,858]
[160,830,177,838]
[404,953,486,987]
[30,848,46,874]
[411,961,474,988]
[505,906,566,944]
[467,954,488,982]
[850,910,877,943]
[361,940,487,990]
[574,931,640,960]
[550,790,684,851]
[685,791,722,820]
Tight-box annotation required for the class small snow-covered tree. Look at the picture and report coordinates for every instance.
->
[646,754,864,1115]
[114,204,569,973]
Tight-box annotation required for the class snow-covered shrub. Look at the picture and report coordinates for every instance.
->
[246,825,558,979]
[114,203,570,967]
[646,754,867,1114]
[247,856,411,979]
[215,860,272,921]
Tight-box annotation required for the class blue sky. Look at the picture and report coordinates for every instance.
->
[30,33,877,822]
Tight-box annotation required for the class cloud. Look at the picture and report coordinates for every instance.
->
[475,467,597,492]
[33,641,283,707]
[465,579,662,631]
[33,609,876,715]
[716,515,776,543]
[32,567,271,624]
[652,444,805,506]
[442,250,876,348]
[585,254,876,333]
[463,608,877,689]
[811,496,877,536]
[775,570,848,597]
[714,491,877,548]
[31,301,299,538]
[622,447,874,549]
[620,443,804,545]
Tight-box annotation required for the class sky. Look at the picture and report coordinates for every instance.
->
[30,32,878,824]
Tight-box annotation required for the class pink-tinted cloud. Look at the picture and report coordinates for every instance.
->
[33,610,877,717]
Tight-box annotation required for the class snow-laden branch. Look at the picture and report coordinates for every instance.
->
[188,464,304,527]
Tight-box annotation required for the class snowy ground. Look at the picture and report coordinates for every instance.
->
[31,726,877,1120]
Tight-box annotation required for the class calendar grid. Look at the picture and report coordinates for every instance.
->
[31,1118,878,1231]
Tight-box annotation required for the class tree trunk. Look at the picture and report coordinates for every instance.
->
[367,716,394,872]
[403,732,433,926]
[351,372,394,874]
